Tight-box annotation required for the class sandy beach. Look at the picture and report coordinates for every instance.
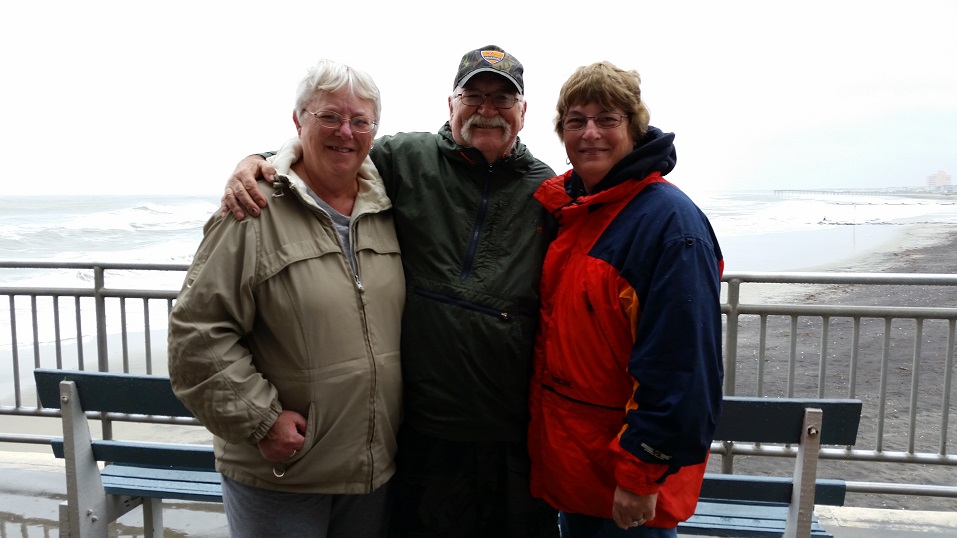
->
[719,222,919,274]
[722,224,957,512]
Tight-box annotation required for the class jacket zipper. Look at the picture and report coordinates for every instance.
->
[413,287,513,321]
[348,205,374,489]
[460,168,491,279]
[361,262,374,489]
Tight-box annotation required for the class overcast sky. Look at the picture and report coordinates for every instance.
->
[3,0,955,197]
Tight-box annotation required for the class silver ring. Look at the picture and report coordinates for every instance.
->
[631,519,644,527]
[288,449,298,459]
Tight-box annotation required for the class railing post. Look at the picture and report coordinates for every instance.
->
[724,278,741,396]
[94,266,108,372]
[93,266,113,441]
[9,296,21,406]
[942,320,955,455]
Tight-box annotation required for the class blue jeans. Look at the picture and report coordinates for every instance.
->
[559,512,678,538]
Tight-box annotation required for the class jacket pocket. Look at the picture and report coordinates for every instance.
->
[270,402,316,478]
[413,287,517,321]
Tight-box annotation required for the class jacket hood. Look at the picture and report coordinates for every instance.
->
[564,126,676,198]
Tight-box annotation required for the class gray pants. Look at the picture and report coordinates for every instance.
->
[221,475,393,538]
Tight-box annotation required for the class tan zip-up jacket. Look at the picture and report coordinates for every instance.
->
[168,148,404,494]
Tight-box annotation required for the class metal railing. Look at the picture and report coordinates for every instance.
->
[1,261,956,506]
[721,271,957,504]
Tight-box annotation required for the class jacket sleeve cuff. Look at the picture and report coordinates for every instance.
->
[612,441,667,495]
[248,401,283,444]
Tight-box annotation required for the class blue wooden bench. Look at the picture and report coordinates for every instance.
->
[34,368,221,538]
[679,397,863,538]
[33,369,861,538]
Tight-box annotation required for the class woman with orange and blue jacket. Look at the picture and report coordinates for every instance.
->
[528,61,724,537]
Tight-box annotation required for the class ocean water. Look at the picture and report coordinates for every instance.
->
[1,190,956,352]
[1,195,216,283]
[698,190,957,272]
[4,191,957,283]
[1,196,213,261]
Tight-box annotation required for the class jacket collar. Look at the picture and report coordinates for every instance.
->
[564,126,676,198]
[268,137,392,215]
[436,122,533,173]
[535,126,676,213]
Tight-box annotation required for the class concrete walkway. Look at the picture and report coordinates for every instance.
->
[813,505,957,538]
[3,449,956,537]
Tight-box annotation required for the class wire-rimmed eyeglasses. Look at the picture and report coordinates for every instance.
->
[454,91,520,109]
[561,113,629,131]
[307,110,377,133]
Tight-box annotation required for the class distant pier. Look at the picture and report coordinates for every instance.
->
[774,189,953,197]
[774,189,893,196]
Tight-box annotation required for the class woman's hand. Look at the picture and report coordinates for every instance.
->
[611,486,657,529]
[256,410,307,462]
[220,155,277,220]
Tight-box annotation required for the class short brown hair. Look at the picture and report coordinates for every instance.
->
[554,61,650,142]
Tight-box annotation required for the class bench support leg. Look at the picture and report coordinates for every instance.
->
[784,407,823,538]
[60,380,110,538]
[142,498,164,538]
[58,501,70,537]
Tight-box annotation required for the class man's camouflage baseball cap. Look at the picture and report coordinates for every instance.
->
[453,45,524,94]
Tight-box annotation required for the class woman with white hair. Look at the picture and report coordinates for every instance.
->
[168,58,404,537]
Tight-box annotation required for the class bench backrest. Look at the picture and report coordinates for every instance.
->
[682,397,864,536]
[715,396,862,445]
[35,369,219,537]
[34,368,192,417]
[701,396,863,508]
[34,369,214,471]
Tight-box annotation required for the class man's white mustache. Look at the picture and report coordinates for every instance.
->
[465,115,508,130]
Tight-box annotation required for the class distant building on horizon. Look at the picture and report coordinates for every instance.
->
[926,170,952,192]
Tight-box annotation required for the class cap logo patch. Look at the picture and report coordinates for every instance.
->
[480,50,506,65]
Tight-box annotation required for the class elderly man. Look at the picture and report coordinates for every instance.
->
[223,45,558,537]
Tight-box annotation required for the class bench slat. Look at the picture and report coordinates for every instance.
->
[102,464,222,503]
[34,368,193,417]
[680,501,833,537]
[716,397,861,445]
[51,438,216,470]
[103,464,221,484]
[700,474,846,506]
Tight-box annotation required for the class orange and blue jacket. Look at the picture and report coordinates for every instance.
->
[529,126,724,526]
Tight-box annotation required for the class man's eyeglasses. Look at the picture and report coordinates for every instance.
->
[307,110,377,133]
[455,91,519,109]
[561,113,628,131]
